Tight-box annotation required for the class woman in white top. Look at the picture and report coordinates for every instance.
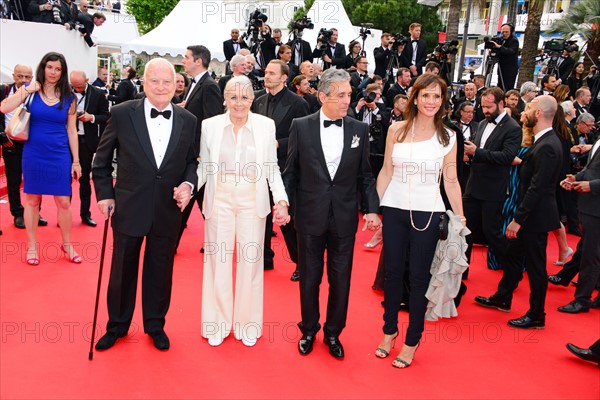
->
[374,74,465,368]
[198,75,290,347]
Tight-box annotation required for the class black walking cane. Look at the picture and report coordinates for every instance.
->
[88,205,112,360]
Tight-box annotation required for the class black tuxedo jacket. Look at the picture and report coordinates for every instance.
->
[80,84,110,152]
[312,43,346,69]
[399,39,427,73]
[385,83,408,109]
[184,72,223,155]
[283,113,379,236]
[497,35,519,88]
[576,138,600,218]
[465,113,522,201]
[223,38,248,61]
[513,130,563,232]
[28,0,53,23]
[91,77,106,89]
[251,88,309,169]
[350,71,369,89]
[108,79,136,105]
[288,39,313,66]
[454,119,479,142]
[473,95,485,123]
[92,99,198,237]
[77,12,96,47]
[374,46,392,78]
[573,101,590,118]
[558,56,575,83]
[260,33,281,66]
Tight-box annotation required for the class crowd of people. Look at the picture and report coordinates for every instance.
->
[0,18,598,368]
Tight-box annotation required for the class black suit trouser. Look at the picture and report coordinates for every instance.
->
[263,210,298,268]
[574,213,600,306]
[464,195,508,267]
[176,186,205,250]
[556,237,582,282]
[78,136,95,219]
[2,143,24,217]
[106,227,176,335]
[297,209,355,338]
[497,69,517,91]
[495,230,549,320]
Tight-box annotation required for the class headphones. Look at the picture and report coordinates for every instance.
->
[502,23,515,34]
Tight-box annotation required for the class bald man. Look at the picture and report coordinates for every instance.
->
[70,70,110,227]
[475,96,564,330]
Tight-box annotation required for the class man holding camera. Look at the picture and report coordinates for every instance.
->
[399,23,427,77]
[223,28,249,62]
[312,28,346,70]
[488,23,519,91]
[374,33,396,79]
[558,46,577,84]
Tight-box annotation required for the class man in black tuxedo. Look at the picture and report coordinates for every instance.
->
[288,35,313,67]
[92,58,198,351]
[539,74,557,96]
[223,28,248,61]
[252,60,309,279]
[291,74,321,113]
[453,101,479,192]
[475,96,563,329]
[259,27,282,67]
[385,67,411,109]
[283,68,381,359]
[176,45,224,251]
[558,136,600,313]
[312,28,346,70]
[573,87,592,118]
[77,11,106,47]
[489,23,519,90]
[91,67,109,94]
[453,82,478,108]
[517,81,538,113]
[463,87,522,273]
[399,23,427,77]
[373,33,394,78]
[70,70,109,227]
[557,47,576,83]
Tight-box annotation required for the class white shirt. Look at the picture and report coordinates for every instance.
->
[480,110,507,148]
[533,127,552,143]
[590,138,600,160]
[75,89,87,136]
[460,120,471,141]
[185,71,208,102]
[219,113,257,179]
[144,98,173,168]
[319,110,344,180]
[411,39,418,65]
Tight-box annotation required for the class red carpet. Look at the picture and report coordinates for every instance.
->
[1,182,599,399]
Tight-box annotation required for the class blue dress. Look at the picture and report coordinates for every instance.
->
[22,93,74,196]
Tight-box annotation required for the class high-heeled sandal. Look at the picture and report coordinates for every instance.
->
[364,228,383,249]
[26,248,40,265]
[554,247,574,266]
[392,342,420,369]
[61,245,82,264]
[375,332,398,358]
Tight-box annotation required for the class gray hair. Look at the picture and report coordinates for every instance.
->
[230,54,247,69]
[520,81,537,96]
[561,100,575,116]
[143,58,176,81]
[318,68,350,97]
[224,75,254,99]
[577,112,595,125]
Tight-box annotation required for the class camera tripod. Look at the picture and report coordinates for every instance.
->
[484,49,505,89]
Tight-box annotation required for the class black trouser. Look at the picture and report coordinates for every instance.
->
[556,238,583,282]
[106,227,177,335]
[574,213,600,306]
[464,195,508,267]
[495,230,549,320]
[2,142,24,218]
[176,186,205,250]
[297,209,355,338]
[78,136,95,219]
[382,207,440,347]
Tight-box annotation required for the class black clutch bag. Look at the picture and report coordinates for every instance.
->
[439,213,449,240]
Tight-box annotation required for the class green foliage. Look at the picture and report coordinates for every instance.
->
[126,0,179,35]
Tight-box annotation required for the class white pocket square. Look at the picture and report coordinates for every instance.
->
[351,135,360,148]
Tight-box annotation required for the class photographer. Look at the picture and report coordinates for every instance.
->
[488,23,519,90]
[77,11,106,47]
[399,23,427,77]
[223,28,249,61]
[429,40,458,85]
[374,33,396,78]
[291,74,320,113]
[28,0,58,23]
[288,16,314,67]
[312,28,346,70]
[557,47,577,83]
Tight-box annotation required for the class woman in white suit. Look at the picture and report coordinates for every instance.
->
[198,75,290,347]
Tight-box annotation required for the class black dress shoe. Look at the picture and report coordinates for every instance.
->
[14,216,25,229]
[591,295,600,309]
[264,260,274,271]
[324,336,344,359]
[271,230,278,237]
[82,217,97,227]
[290,270,300,282]
[148,330,170,350]
[200,247,205,253]
[95,331,126,351]
[508,315,545,329]
[566,343,600,365]
[38,216,48,226]
[548,275,570,287]
[474,295,511,312]
[558,301,590,314]
[298,334,315,355]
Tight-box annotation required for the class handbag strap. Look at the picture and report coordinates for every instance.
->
[23,93,34,110]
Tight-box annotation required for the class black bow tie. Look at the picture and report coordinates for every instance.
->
[190,78,196,84]
[324,119,343,128]
[151,108,172,119]
[412,39,418,43]
[488,119,497,125]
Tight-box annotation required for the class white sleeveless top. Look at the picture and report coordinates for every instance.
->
[380,128,456,212]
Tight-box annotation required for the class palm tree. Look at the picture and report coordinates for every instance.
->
[517,0,544,87]
[548,0,600,73]
[447,0,461,41]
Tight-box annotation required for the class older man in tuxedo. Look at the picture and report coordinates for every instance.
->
[70,70,110,227]
[284,68,381,359]
[92,58,198,351]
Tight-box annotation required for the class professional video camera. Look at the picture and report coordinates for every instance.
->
[543,38,579,53]
[435,40,459,55]
[317,28,334,51]
[291,15,314,32]
[483,35,503,49]
[390,33,409,50]
[359,23,373,40]
[244,9,268,39]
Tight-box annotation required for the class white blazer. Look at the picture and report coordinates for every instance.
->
[197,111,289,219]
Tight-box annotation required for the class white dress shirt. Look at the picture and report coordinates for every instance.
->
[319,110,344,180]
[144,98,173,168]
[590,138,600,160]
[480,110,507,149]
[533,127,552,143]
[460,120,471,141]
[219,114,257,179]
[185,70,208,102]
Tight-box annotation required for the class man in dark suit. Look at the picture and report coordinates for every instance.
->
[288,36,313,67]
[399,23,427,77]
[489,23,519,90]
[453,101,479,192]
[558,135,600,313]
[252,60,309,279]
[70,70,109,227]
[312,28,346,70]
[259,27,282,67]
[108,66,137,105]
[573,87,592,118]
[77,11,106,47]
[475,96,563,329]
[373,33,394,78]
[92,58,198,351]
[283,69,381,359]
[91,67,109,94]
[385,67,411,109]
[452,82,478,108]
[223,28,248,61]
[176,45,224,251]
[557,48,576,84]
[463,87,522,274]
[567,340,600,366]
[517,81,538,113]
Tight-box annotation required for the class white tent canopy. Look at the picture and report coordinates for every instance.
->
[95,10,141,54]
